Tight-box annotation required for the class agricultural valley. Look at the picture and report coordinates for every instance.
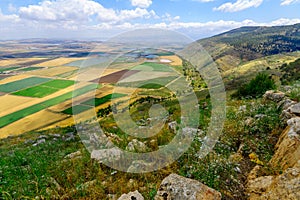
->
[0,23,300,199]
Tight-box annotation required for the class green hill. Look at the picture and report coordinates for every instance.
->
[199,23,300,72]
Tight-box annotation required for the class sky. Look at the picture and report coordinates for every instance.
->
[0,0,300,40]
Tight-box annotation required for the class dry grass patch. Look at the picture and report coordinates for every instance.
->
[26,66,78,77]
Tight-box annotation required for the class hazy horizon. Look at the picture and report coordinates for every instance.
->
[1,0,300,40]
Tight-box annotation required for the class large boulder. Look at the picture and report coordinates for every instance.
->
[118,190,144,200]
[154,174,221,200]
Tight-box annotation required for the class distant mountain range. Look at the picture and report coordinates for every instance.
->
[198,23,300,71]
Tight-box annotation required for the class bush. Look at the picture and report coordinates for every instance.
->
[232,73,276,99]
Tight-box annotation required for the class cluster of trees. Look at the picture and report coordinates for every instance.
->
[232,73,276,99]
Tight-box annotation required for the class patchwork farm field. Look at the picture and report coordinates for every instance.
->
[12,79,75,98]
[34,57,85,67]
[0,84,97,128]
[0,77,52,93]
[62,93,127,115]
[0,46,183,137]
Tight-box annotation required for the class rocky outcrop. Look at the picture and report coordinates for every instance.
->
[246,91,300,200]
[269,118,300,170]
[118,190,144,200]
[246,160,300,200]
[154,173,221,200]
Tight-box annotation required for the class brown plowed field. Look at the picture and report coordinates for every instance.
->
[92,69,139,84]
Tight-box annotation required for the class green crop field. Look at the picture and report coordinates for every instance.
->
[0,77,52,93]
[40,79,75,89]
[62,104,91,115]
[13,85,59,98]
[12,79,75,98]
[132,62,174,72]
[0,84,97,128]
[62,93,127,115]
[118,76,178,89]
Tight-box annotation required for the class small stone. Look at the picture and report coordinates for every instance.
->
[168,121,177,132]
[64,150,82,159]
[32,139,46,146]
[289,103,300,115]
[263,90,285,102]
[126,139,147,152]
[118,190,144,200]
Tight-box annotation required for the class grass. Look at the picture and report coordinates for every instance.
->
[0,91,285,199]
[118,76,178,89]
[12,80,75,98]
[62,93,127,115]
[0,84,97,128]
[132,62,174,72]
[0,77,52,93]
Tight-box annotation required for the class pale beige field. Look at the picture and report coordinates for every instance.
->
[0,110,68,139]
[119,71,177,83]
[69,68,122,81]
[160,55,182,66]
[0,58,46,66]
[26,66,78,77]
[34,57,85,67]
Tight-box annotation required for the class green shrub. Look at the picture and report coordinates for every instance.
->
[232,73,276,99]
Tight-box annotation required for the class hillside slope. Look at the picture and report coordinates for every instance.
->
[198,23,300,72]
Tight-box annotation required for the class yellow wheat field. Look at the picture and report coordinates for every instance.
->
[34,57,85,67]
[26,66,78,77]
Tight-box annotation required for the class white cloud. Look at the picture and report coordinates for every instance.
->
[280,0,300,6]
[0,9,19,22]
[130,0,152,8]
[19,0,156,23]
[214,0,263,12]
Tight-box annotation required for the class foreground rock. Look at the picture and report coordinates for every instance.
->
[269,117,300,170]
[155,174,221,200]
[246,92,300,199]
[246,160,300,200]
[118,190,144,200]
